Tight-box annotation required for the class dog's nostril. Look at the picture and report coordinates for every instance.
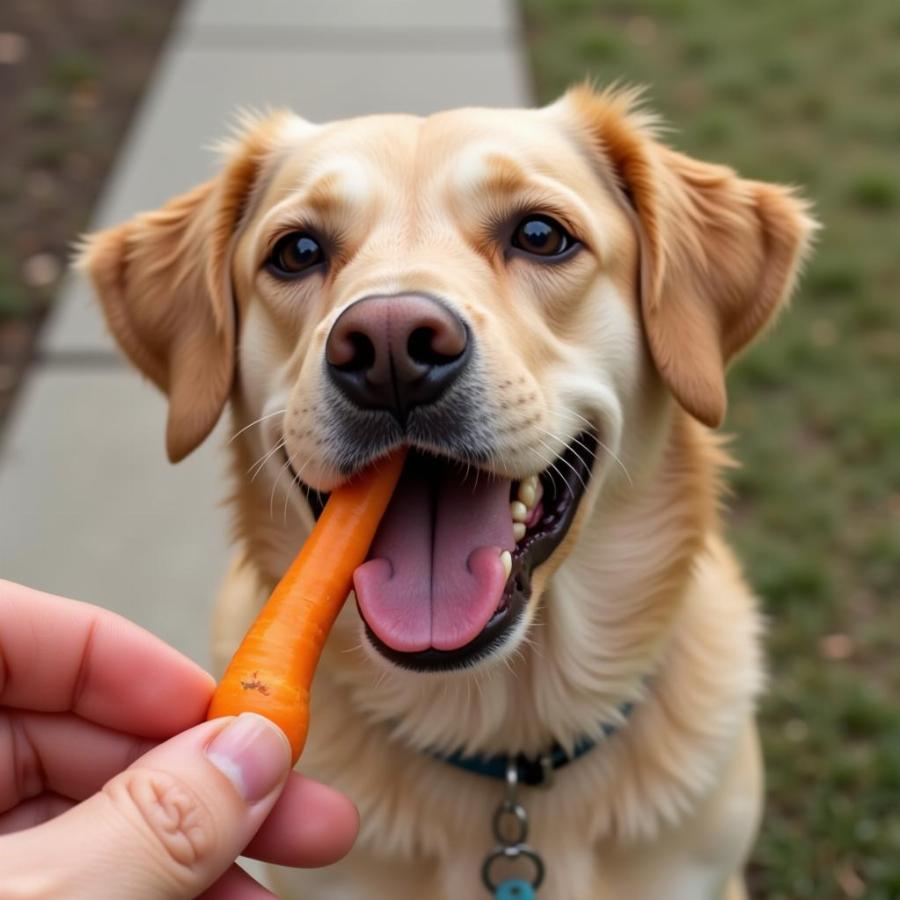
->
[341,331,375,372]
[407,326,460,367]
[336,332,375,372]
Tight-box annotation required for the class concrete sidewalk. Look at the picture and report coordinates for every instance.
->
[0,0,529,668]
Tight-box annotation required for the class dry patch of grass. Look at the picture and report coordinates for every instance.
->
[0,0,180,426]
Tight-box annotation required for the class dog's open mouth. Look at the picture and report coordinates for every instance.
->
[297,431,597,671]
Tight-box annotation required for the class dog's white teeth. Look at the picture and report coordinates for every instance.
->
[516,475,543,510]
[512,477,542,540]
[499,549,512,579]
[518,480,537,508]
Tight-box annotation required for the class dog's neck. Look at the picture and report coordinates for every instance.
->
[229,406,725,758]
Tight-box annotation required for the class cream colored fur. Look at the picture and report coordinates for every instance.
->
[82,86,814,899]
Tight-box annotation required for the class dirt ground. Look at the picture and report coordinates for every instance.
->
[0,0,180,430]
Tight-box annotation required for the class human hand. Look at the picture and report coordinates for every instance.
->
[0,579,358,898]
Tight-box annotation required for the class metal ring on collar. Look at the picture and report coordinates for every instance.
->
[492,801,529,845]
[481,845,546,892]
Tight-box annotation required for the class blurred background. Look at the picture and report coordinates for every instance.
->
[1,1,897,897]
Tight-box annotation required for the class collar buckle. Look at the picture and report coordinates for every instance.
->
[514,752,556,788]
[537,753,554,789]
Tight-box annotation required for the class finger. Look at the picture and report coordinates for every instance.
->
[199,863,278,899]
[0,579,214,735]
[1,715,291,899]
[0,712,357,862]
[244,772,358,867]
[0,710,154,813]
[0,791,74,834]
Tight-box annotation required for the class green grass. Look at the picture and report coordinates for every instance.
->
[50,50,99,90]
[0,254,27,319]
[521,1,900,896]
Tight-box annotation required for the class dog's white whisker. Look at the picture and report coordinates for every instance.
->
[247,437,287,482]
[565,408,600,432]
[535,437,580,498]
[247,438,284,477]
[229,408,288,444]
[534,427,594,495]
[269,450,296,520]
[531,425,566,458]
[567,433,600,461]
[569,414,633,486]
[528,445,565,497]
[556,412,634,487]
[282,458,295,524]
[595,436,633,486]
[282,451,313,524]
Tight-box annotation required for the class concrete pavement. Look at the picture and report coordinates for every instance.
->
[0,0,529,668]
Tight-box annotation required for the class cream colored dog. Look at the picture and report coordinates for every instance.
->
[82,86,814,899]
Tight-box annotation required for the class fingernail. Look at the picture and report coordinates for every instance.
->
[206,713,292,802]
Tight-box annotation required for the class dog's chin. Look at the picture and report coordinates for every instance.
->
[288,430,598,674]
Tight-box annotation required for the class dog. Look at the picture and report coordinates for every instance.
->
[81,85,814,899]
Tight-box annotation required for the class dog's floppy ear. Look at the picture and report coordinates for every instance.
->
[79,112,288,461]
[565,86,816,427]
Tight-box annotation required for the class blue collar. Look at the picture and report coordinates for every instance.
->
[431,701,634,787]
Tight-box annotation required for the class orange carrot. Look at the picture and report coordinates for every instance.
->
[208,448,407,762]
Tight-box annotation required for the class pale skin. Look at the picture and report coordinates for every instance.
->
[0,579,359,899]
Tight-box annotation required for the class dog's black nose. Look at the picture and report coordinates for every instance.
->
[325,294,470,422]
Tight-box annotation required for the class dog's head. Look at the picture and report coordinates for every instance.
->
[81,87,814,676]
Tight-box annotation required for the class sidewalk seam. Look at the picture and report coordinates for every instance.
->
[180,25,514,52]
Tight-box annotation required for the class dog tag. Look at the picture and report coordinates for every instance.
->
[495,879,535,899]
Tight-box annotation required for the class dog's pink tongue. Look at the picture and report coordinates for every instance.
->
[354,459,514,652]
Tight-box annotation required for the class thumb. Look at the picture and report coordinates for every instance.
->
[3,714,291,899]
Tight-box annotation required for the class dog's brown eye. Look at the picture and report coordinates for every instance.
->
[511,215,574,258]
[269,232,324,276]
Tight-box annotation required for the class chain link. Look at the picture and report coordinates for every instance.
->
[481,758,546,895]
